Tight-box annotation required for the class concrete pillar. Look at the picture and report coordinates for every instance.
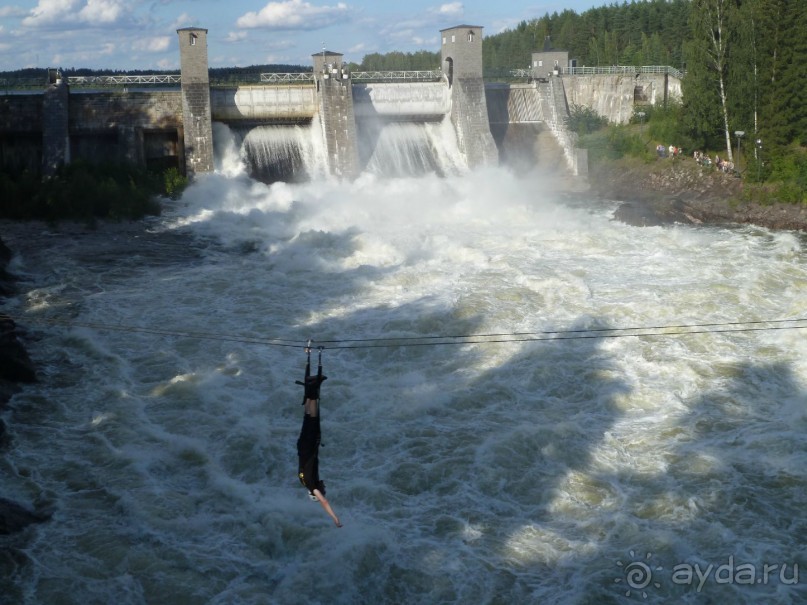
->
[313,51,359,179]
[440,25,498,168]
[177,27,213,177]
[42,68,70,177]
[576,147,588,176]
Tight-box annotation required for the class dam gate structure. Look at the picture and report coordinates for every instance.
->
[0,24,681,182]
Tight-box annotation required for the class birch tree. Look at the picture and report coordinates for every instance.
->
[686,0,740,161]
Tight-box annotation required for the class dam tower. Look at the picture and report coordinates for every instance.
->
[177,27,214,176]
[440,25,498,168]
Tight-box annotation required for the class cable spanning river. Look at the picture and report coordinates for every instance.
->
[2,136,807,603]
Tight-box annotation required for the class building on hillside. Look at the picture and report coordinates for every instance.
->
[531,37,571,80]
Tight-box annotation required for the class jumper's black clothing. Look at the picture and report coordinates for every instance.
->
[297,413,321,495]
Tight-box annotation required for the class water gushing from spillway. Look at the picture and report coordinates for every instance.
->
[215,120,329,183]
[357,119,467,177]
[215,115,469,182]
[2,161,807,604]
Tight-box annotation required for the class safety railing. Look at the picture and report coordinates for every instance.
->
[259,73,316,83]
[67,74,181,86]
[561,65,685,79]
[351,70,442,82]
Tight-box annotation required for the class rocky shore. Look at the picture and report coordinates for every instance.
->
[589,157,807,232]
[0,235,48,535]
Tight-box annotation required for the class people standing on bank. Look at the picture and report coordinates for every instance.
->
[296,345,342,527]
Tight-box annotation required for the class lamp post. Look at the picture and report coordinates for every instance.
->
[755,138,762,181]
[734,130,744,174]
[637,111,646,140]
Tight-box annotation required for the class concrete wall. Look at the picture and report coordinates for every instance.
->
[316,67,360,178]
[210,85,317,122]
[563,73,682,124]
[485,83,548,124]
[42,78,69,176]
[352,82,450,120]
[69,91,183,167]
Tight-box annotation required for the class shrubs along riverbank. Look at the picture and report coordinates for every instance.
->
[0,162,186,224]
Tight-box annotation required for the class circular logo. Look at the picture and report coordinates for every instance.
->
[616,551,662,598]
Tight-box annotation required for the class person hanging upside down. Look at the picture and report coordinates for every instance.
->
[296,346,342,527]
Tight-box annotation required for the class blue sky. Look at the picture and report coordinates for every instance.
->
[0,1,608,71]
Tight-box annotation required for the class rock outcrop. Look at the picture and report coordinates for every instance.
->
[0,237,36,407]
[0,235,45,535]
[590,158,807,232]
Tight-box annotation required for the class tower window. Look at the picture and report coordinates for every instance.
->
[190,33,197,46]
[451,34,455,43]
[468,31,475,42]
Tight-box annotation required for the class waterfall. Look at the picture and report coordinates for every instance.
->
[358,119,467,178]
[213,120,328,184]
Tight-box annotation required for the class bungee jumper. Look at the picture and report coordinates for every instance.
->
[295,343,342,527]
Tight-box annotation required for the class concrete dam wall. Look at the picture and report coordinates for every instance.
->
[352,82,450,120]
[210,85,317,122]
[563,73,682,124]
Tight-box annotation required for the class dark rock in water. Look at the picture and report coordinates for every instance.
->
[0,236,36,406]
[0,498,50,534]
[613,197,702,227]
[0,380,21,409]
[0,317,36,384]
[0,236,15,298]
[0,237,11,265]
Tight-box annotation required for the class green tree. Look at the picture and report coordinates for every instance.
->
[685,0,741,162]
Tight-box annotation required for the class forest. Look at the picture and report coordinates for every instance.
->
[356,0,807,199]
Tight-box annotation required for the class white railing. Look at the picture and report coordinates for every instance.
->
[67,74,181,85]
[561,65,685,79]
[259,73,316,83]
[351,70,442,82]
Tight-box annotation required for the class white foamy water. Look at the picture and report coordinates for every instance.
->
[2,152,807,604]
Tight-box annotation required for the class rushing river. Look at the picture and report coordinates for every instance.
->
[2,128,807,604]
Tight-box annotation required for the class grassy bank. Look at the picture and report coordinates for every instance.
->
[573,104,807,207]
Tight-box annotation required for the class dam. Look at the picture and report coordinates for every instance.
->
[0,25,681,182]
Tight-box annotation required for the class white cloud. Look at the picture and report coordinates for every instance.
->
[170,13,195,29]
[23,0,77,27]
[133,36,171,53]
[347,42,366,54]
[225,31,248,43]
[236,0,350,31]
[78,0,126,24]
[411,36,437,47]
[437,2,463,17]
[0,6,28,18]
[22,0,129,27]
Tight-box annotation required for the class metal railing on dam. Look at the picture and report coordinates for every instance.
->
[351,70,443,82]
[500,65,685,80]
[67,74,181,86]
[561,65,685,79]
[259,73,316,83]
[2,65,684,93]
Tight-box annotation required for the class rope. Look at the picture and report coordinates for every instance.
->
[4,313,806,351]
